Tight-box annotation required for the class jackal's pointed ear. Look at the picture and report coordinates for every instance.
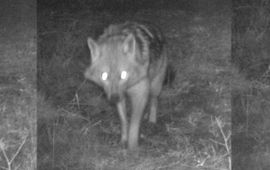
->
[123,34,136,58]
[87,37,100,63]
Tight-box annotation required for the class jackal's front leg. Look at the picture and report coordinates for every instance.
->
[127,79,149,150]
[116,99,128,145]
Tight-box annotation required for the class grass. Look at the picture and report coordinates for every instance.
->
[231,1,270,169]
[0,3,37,169]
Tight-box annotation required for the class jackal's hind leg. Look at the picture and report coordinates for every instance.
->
[149,97,158,123]
[149,76,164,123]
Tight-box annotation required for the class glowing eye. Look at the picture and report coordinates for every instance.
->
[101,72,108,81]
[121,71,128,80]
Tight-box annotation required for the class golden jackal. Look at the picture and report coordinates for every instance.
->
[84,22,168,150]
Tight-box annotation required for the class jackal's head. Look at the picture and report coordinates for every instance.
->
[84,34,149,103]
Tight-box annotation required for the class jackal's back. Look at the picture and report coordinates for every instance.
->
[100,22,165,63]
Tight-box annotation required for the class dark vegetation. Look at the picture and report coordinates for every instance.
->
[0,1,36,170]
[232,0,270,170]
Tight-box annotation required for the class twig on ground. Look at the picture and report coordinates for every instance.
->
[0,135,28,170]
